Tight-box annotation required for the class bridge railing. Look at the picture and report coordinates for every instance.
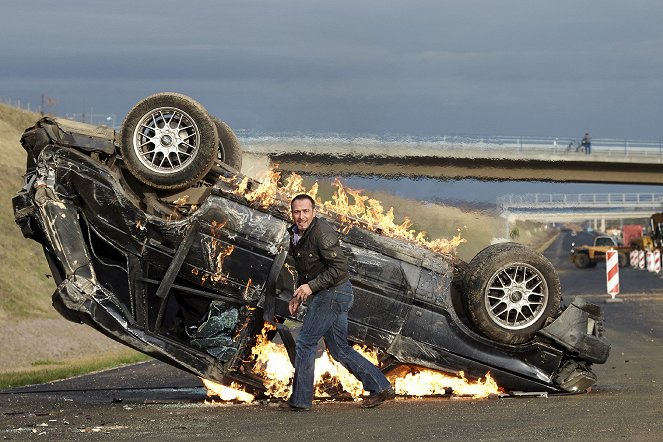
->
[439,136,663,157]
[498,193,663,210]
[240,131,663,158]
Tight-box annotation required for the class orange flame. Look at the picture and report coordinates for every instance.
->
[203,324,500,404]
[225,169,464,255]
[391,367,499,398]
[201,379,255,403]
[243,278,253,300]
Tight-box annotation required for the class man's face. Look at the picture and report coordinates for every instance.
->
[291,198,315,232]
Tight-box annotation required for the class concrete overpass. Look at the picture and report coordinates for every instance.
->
[497,192,663,234]
[242,138,663,185]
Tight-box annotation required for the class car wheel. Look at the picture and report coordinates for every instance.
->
[120,92,219,190]
[212,117,243,171]
[574,253,591,268]
[464,242,561,344]
[618,252,628,267]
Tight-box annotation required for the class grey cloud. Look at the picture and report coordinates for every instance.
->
[1,0,663,139]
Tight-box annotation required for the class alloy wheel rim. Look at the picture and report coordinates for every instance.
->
[132,107,200,174]
[484,263,548,330]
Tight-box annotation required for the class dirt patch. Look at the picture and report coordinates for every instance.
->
[0,317,127,373]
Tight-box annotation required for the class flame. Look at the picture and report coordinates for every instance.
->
[250,323,294,399]
[201,379,255,403]
[243,278,253,300]
[173,195,189,206]
[203,324,500,404]
[224,169,464,255]
[391,367,499,398]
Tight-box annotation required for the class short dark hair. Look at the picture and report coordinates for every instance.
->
[291,194,316,210]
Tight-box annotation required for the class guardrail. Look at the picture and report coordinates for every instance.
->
[498,193,663,210]
[239,130,663,158]
[491,136,663,157]
[400,135,663,157]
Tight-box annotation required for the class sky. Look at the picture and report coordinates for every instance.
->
[2,0,663,141]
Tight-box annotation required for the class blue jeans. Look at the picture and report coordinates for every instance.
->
[289,280,392,408]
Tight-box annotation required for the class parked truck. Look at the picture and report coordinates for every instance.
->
[570,235,630,269]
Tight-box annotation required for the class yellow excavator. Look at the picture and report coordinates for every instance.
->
[629,213,663,251]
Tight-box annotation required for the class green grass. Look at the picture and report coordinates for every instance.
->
[0,351,152,389]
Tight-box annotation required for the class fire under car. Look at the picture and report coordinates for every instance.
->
[12,93,609,397]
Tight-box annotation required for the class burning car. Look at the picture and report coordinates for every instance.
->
[13,93,609,398]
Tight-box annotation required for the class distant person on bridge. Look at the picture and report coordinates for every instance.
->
[581,132,591,155]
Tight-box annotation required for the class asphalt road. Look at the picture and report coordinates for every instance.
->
[2,231,663,441]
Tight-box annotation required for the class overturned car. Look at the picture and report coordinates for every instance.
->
[13,93,609,396]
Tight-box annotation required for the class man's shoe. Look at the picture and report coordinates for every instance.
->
[361,387,396,408]
[278,401,311,412]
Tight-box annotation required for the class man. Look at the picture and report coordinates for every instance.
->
[283,194,395,411]
[581,132,591,155]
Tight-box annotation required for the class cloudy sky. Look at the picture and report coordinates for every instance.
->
[1,0,662,140]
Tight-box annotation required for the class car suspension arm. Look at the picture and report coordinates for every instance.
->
[153,219,200,332]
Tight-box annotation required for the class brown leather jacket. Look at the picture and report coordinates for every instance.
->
[287,216,349,293]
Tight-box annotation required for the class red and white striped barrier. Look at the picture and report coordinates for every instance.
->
[606,249,620,297]
[639,250,646,269]
[655,250,661,273]
[630,250,638,268]
[647,251,654,272]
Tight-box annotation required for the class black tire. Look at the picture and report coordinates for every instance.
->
[211,117,243,171]
[464,242,561,345]
[574,253,591,269]
[618,252,628,267]
[120,92,218,190]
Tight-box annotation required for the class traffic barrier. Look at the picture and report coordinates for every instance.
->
[630,250,638,268]
[606,249,620,297]
[639,250,646,269]
[655,250,661,273]
[647,251,654,272]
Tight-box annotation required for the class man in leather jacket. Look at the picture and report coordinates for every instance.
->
[283,194,394,411]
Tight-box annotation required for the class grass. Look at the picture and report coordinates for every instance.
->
[0,350,151,389]
[0,104,56,321]
[31,359,66,366]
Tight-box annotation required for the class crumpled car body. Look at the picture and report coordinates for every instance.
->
[13,116,609,395]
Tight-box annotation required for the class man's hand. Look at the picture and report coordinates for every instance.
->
[288,296,301,316]
[289,284,312,316]
[294,283,312,302]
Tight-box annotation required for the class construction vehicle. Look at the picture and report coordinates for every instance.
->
[570,235,630,269]
[628,213,663,252]
[649,213,663,248]
[622,224,644,248]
